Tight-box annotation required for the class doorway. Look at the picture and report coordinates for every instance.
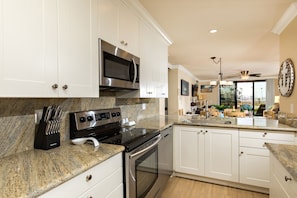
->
[220,81,267,116]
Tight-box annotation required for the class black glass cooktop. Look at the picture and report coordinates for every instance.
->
[100,127,160,152]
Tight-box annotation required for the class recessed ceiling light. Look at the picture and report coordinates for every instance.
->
[209,29,217,33]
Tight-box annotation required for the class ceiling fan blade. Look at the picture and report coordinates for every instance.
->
[249,73,261,77]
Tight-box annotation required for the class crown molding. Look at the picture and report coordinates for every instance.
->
[125,0,173,45]
[169,64,199,81]
[272,2,297,35]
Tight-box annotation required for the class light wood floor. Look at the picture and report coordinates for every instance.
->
[161,177,269,198]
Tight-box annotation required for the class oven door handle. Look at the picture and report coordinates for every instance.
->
[131,58,137,84]
[129,134,161,159]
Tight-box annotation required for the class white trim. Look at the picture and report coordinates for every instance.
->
[125,0,173,45]
[271,2,297,35]
[169,64,199,81]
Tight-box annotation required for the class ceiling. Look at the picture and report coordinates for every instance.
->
[139,0,295,82]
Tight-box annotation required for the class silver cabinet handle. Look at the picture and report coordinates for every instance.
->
[121,40,128,46]
[86,174,92,182]
[52,84,58,89]
[62,85,68,90]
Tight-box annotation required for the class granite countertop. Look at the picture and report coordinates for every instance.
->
[266,143,297,180]
[0,142,124,198]
[136,115,297,132]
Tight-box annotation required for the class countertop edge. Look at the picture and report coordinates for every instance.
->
[266,143,297,181]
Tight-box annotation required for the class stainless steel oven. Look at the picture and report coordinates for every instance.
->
[69,108,161,198]
[125,134,161,198]
[99,39,140,90]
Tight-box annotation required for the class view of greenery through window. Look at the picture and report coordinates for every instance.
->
[220,81,267,116]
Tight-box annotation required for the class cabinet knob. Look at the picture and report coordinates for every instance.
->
[262,132,267,137]
[62,85,68,90]
[120,40,128,46]
[239,151,244,156]
[86,174,92,182]
[285,176,292,182]
[52,84,58,89]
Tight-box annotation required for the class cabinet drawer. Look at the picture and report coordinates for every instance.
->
[40,153,122,197]
[270,155,297,197]
[240,130,295,142]
[240,138,295,149]
[78,168,123,198]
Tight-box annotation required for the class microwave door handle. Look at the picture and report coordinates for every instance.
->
[131,58,137,83]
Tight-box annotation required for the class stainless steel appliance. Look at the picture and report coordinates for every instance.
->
[69,108,161,198]
[99,39,140,90]
[156,126,173,193]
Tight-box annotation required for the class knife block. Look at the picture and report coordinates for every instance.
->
[34,120,60,150]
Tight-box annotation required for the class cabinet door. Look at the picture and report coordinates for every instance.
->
[139,22,156,98]
[173,126,204,176]
[57,0,99,97]
[0,0,58,97]
[118,0,139,55]
[98,0,118,46]
[155,36,168,98]
[204,128,239,182]
[239,147,270,188]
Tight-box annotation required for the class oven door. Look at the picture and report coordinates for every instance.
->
[125,134,161,198]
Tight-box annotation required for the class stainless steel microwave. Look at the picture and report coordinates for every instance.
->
[99,39,140,90]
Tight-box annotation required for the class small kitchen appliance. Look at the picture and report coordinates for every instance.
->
[69,108,161,198]
[99,39,140,91]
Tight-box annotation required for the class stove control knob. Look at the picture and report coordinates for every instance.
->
[87,116,93,121]
[79,117,86,123]
[111,112,116,117]
[116,112,121,116]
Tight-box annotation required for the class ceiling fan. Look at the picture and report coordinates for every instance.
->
[240,70,261,80]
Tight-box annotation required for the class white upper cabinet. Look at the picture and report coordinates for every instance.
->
[98,0,139,56]
[0,0,99,97]
[0,0,57,97]
[57,0,99,97]
[118,20,169,98]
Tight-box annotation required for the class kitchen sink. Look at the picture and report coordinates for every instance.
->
[185,118,235,125]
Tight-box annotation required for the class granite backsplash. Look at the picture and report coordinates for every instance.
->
[278,111,297,128]
[0,96,162,158]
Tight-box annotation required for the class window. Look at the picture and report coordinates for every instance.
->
[219,81,267,116]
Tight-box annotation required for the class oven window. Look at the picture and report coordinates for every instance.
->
[135,146,158,198]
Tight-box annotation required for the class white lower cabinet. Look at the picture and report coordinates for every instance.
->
[239,129,295,188]
[39,153,123,198]
[173,125,239,182]
[270,154,297,198]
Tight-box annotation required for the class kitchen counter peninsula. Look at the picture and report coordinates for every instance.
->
[136,115,297,132]
[0,142,124,198]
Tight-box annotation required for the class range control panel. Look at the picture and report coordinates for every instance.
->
[70,108,122,131]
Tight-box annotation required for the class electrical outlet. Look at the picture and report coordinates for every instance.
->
[35,109,43,124]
